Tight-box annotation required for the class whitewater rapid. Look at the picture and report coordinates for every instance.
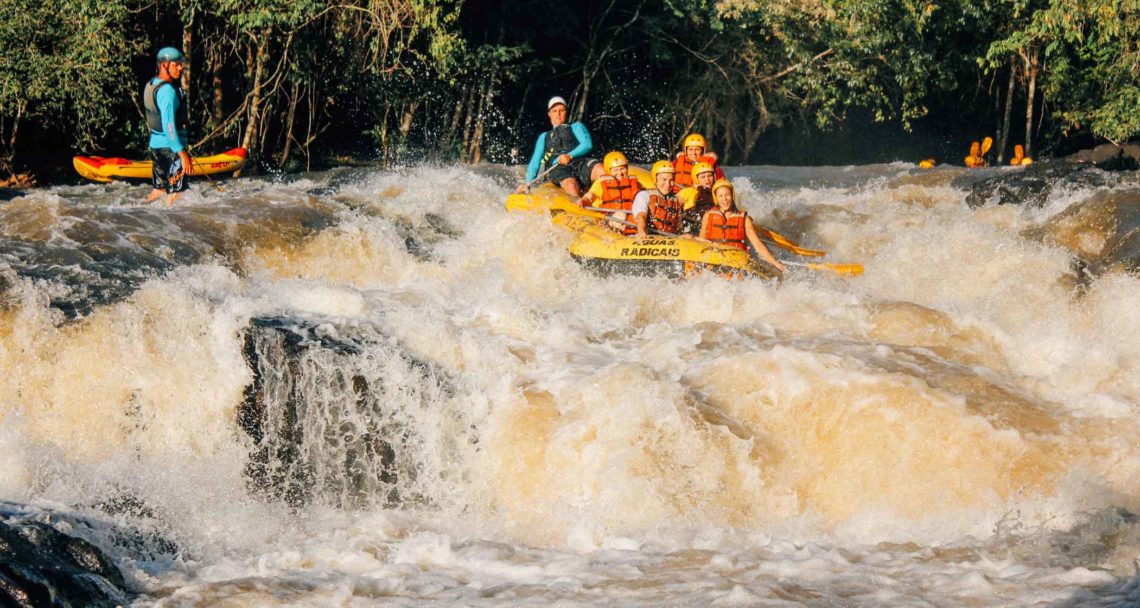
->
[1,162,1139,606]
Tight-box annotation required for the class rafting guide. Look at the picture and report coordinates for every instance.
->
[144,47,192,205]
[518,96,597,197]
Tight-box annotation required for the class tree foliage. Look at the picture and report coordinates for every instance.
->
[0,0,1137,180]
[0,0,141,175]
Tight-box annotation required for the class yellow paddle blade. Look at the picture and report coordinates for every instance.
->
[756,226,827,257]
[980,136,993,156]
[784,260,864,276]
[806,262,863,276]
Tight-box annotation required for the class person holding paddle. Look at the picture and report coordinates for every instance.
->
[577,151,641,211]
[144,47,192,205]
[518,96,595,196]
[964,137,993,168]
[700,180,786,273]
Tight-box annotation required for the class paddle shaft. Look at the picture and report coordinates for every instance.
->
[523,163,560,192]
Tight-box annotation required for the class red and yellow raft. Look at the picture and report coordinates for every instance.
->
[73,147,247,183]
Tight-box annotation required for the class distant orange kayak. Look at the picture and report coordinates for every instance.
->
[73,147,247,183]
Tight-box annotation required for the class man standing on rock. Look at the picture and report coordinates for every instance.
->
[144,47,192,205]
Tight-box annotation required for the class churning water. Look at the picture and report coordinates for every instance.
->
[1,161,1140,606]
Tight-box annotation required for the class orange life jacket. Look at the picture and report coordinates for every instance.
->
[704,209,748,250]
[673,154,723,187]
[597,177,641,212]
[648,193,683,234]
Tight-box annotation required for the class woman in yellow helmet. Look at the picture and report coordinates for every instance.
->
[576,151,642,210]
[700,179,785,273]
[673,133,725,187]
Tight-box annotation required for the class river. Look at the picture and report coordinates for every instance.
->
[1,161,1139,606]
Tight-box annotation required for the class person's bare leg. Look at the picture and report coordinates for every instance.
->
[147,188,163,202]
[560,177,581,197]
[166,191,182,206]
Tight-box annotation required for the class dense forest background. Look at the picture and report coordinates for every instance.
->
[1,0,1137,184]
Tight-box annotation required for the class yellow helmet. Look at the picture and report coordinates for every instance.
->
[651,160,676,180]
[690,161,715,181]
[684,133,707,150]
[604,151,628,172]
[712,179,734,196]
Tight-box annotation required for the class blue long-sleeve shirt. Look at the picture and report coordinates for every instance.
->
[525,122,592,181]
[147,78,188,153]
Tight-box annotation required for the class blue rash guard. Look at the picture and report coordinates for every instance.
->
[525,122,593,181]
[147,78,188,154]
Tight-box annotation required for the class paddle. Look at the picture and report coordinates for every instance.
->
[753,226,827,257]
[782,260,864,277]
[521,163,559,192]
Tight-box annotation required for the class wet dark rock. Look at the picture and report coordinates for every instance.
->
[0,518,129,607]
[962,161,1115,208]
[1027,189,1140,277]
[1065,142,1140,171]
[85,495,182,561]
[239,317,457,510]
[0,188,23,202]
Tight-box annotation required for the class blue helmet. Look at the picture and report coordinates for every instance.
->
[156,47,184,64]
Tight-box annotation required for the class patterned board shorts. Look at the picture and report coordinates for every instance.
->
[150,148,189,194]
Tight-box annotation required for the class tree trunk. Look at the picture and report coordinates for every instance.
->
[460,82,478,162]
[999,58,1016,164]
[467,74,495,163]
[182,6,194,124]
[281,82,300,167]
[0,100,24,177]
[210,45,225,134]
[304,83,317,171]
[445,86,469,156]
[398,99,419,151]
[238,33,271,175]
[258,96,276,163]
[379,103,391,166]
[1024,47,1039,158]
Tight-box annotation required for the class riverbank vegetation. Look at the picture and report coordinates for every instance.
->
[0,0,1136,182]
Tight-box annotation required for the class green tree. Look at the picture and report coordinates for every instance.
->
[0,0,141,179]
[983,0,1140,155]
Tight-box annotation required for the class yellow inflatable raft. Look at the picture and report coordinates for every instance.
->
[73,147,247,183]
[505,169,780,280]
